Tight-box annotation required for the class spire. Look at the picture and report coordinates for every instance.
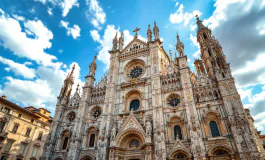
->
[169,49,172,61]
[112,32,118,51]
[196,15,208,32]
[76,83,80,92]
[147,24,152,42]
[69,64,75,80]
[176,33,184,57]
[89,53,97,77]
[153,21,160,40]
[119,31,124,50]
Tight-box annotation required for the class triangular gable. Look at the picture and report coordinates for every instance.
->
[121,37,147,54]
[69,92,81,106]
[117,112,145,136]
[173,138,189,152]
[193,73,215,87]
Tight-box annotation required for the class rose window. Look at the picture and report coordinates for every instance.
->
[167,94,180,107]
[68,112,75,121]
[129,66,143,79]
[124,59,145,81]
[91,106,102,119]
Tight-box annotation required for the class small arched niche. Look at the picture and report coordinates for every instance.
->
[124,90,143,112]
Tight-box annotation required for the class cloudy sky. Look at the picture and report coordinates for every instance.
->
[0,0,265,133]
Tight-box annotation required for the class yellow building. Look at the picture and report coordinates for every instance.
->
[0,95,52,160]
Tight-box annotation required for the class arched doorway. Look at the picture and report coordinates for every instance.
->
[114,129,146,160]
[80,155,93,160]
[170,149,192,160]
[208,146,233,160]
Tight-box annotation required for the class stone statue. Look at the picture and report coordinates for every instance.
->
[146,120,152,135]
[111,126,117,139]
[153,21,159,40]
[147,24,152,42]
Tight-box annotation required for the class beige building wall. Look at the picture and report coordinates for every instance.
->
[0,96,52,160]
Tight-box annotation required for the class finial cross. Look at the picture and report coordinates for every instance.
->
[133,27,140,36]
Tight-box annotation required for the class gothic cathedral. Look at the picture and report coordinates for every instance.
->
[42,17,265,160]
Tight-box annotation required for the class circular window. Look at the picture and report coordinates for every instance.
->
[167,94,180,107]
[129,66,143,79]
[68,112,75,121]
[124,59,145,81]
[129,139,139,148]
[130,99,140,111]
[91,106,102,119]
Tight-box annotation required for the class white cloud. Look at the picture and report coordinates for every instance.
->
[34,0,78,17]
[175,2,179,7]
[0,62,83,113]
[47,7,53,16]
[90,25,146,67]
[58,49,63,53]
[0,8,4,15]
[85,0,106,29]
[0,12,61,68]
[12,14,25,21]
[60,20,81,39]
[61,0,79,17]
[169,4,202,26]
[238,88,252,100]
[0,56,36,79]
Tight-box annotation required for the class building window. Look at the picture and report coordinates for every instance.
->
[19,143,27,155]
[0,156,7,160]
[3,108,10,114]
[174,125,182,139]
[92,107,101,119]
[62,137,69,150]
[214,149,229,156]
[37,132,43,141]
[44,111,46,114]
[208,49,212,57]
[31,119,34,123]
[67,112,75,122]
[31,147,39,157]
[0,121,6,131]
[203,33,207,39]
[167,94,180,107]
[18,114,22,118]
[129,139,139,148]
[263,140,265,144]
[210,121,220,137]
[130,99,140,111]
[12,124,19,133]
[25,128,31,137]
[4,141,13,152]
[89,134,95,147]
[222,72,225,78]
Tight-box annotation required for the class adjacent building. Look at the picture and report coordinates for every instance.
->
[43,17,265,160]
[0,95,52,160]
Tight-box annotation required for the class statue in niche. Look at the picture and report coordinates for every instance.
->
[146,120,152,135]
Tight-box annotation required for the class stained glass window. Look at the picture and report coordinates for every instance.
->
[129,66,143,79]
[130,99,140,111]
[129,139,139,148]
[68,112,75,122]
[210,121,220,137]
[167,95,180,107]
[93,108,101,119]
[214,149,229,156]
[89,134,95,147]
[174,125,182,139]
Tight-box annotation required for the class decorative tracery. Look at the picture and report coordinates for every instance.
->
[167,94,180,107]
[91,106,102,119]
[67,112,75,122]
[124,59,145,81]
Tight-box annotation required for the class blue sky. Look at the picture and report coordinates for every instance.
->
[0,0,265,133]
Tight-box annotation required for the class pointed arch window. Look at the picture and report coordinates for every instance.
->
[89,134,95,147]
[174,125,182,139]
[62,137,68,149]
[203,33,208,40]
[208,49,212,57]
[130,99,140,111]
[210,121,220,137]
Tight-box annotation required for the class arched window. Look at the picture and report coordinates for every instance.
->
[130,99,140,111]
[208,49,212,57]
[214,149,229,156]
[129,139,139,148]
[210,121,220,137]
[222,72,225,78]
[62,137,68,149]
[195,95,200,103]
[89,134,95,147]
[203,33,208,40]
[214,91,219,99]
[174,125,182,139]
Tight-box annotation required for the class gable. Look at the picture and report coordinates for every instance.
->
[117,112,145,136]
[121,38,148,54]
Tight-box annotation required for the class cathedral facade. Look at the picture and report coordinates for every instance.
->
[42,17,265,160]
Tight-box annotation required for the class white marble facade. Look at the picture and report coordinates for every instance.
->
[42,18,265,160]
